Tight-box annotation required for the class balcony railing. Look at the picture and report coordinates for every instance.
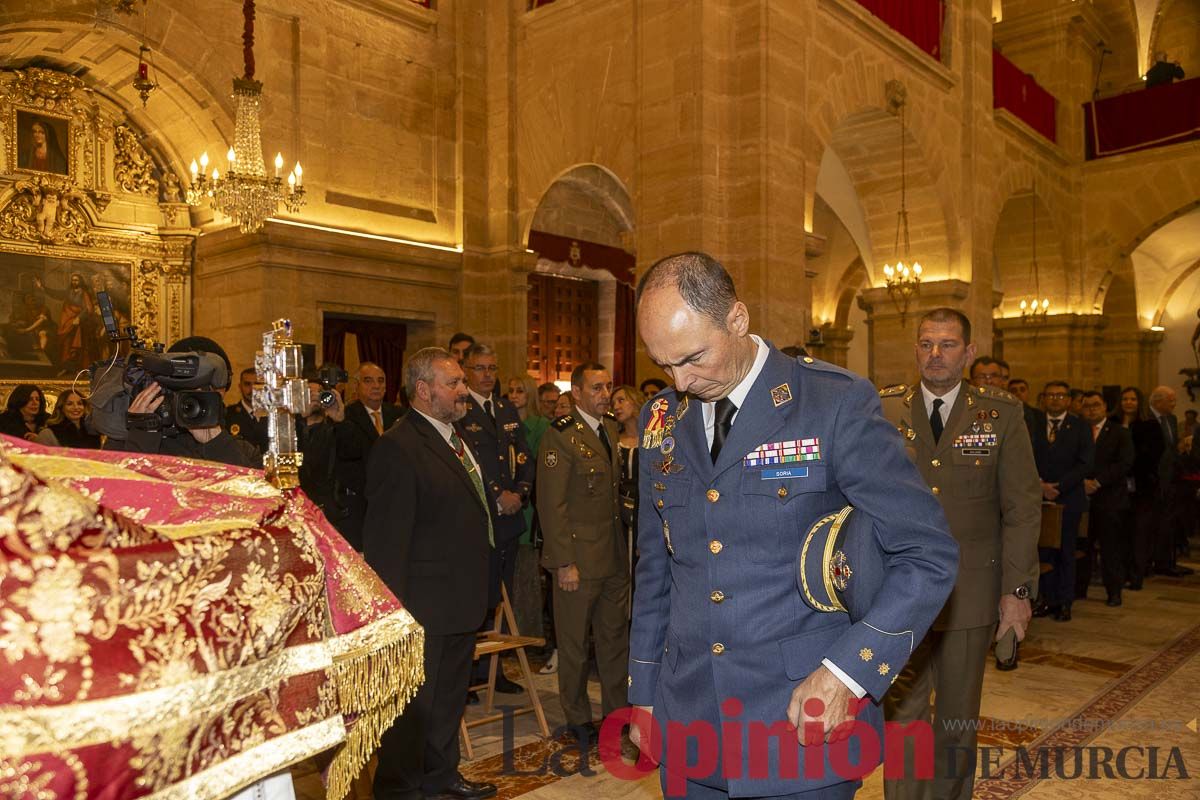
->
[993,49,1057,143]
[1084,77,1200,159]
[856,0,945,60]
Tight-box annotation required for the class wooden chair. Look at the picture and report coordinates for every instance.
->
[459,583,549,759]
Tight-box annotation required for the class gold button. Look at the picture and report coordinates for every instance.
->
[931,486,940,496]
[975,459,982,466]
[710,590,725,603]
[707,489,720,503]
[931,459,941,467]
[711,643,726,655]
[803,357,814,364]
[777,486,788,499]
[656,499,664,509]
[709,540,723,554]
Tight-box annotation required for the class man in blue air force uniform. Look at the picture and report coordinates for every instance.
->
[627,253,959,799]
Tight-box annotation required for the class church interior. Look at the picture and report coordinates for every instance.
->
[2,0,1199,798]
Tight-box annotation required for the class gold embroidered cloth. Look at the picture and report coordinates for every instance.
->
[0,436,423,800]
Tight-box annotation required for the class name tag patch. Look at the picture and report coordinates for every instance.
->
[744,438,821,467]
[761,467,809,480]
[961,448,991,456]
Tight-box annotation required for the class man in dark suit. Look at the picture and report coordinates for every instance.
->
[628,253,958,798]
[458,342,534,694]
[1007,377,1044,439]
[1127,399,1165,589]
[224,367,269,455]
[1078,391,1134,606]
[364,347,497,800]
[1031,380,1094,621]
[333,361,404,549]
[1148,385,1189,576]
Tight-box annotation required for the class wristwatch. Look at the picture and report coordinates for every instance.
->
[1012,585,1030,600]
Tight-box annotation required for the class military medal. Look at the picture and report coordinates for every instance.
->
[984,423,993,432]
[990,409,1000,419]
[660,436,675,456]
[643,397,669,449]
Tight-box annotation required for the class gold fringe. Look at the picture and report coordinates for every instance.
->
[324,610,426,800]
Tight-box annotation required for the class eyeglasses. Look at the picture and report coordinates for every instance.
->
[1045,393,1068,400]
[470,365,499,374]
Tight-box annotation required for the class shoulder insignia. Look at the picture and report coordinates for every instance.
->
[902,386,918,408]
[552,414,575,431]
[878,384,907,398]
[603,410,617,420]
[977,385,1022,406]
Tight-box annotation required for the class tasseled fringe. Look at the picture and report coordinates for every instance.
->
[324,615,426,800]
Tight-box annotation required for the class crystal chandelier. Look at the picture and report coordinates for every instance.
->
[186,0,304,233]
[882,98,922,321]
[1019,182,1050,324]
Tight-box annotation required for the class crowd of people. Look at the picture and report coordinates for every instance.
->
[2,280,1197,800]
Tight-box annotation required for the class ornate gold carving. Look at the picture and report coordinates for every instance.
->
[5,68,85,107]
[0,176,90,245]
[113,123,159,197]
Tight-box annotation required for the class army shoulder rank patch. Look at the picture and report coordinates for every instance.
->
[878,384,907,398]
[544,450,558,468]
[552,414,575,431]
[771,383,793,407]
[744,438,820,466]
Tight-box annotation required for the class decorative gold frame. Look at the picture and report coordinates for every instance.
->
[10,107,75,182]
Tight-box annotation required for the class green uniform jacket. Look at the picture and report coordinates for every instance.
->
[536,413,625,579]
[880,380,1042,630]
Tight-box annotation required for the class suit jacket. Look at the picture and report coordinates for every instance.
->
[1032,413,1094,514]
[880,380,1042,630]
[536,412,625,579]
[224,401,269,454]
[1129,417,1166,495]
[1023,405,1044,441]
[456,395,534,545]
[334,400,405,496]
[1087,419,1134,512]
[627,346,958,796]
[1151,412,1180,486]
[363,411,491,635]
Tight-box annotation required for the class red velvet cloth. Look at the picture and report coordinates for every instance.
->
[1084,77,1200,159]
[993,50,1057,143]
[856,0,944,59]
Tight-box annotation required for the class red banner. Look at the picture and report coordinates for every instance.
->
[993,50,1057,143]
[1084,77,1200,159]
[857,0,944,60]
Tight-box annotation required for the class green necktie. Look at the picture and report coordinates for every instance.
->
[450,431,494,546]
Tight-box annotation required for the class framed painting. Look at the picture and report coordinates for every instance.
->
[14,109,71,178]
[0,252,132,383]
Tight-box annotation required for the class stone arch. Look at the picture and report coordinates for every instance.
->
[992,188,1070,317]
[1092,0,1145,82]
[0,17,235,184]
[526,163,634,249]
[834,259,869,329]
[804,59,961,279]
[815,106,955,287]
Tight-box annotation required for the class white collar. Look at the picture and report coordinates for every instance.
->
[575,406,602,433]
[413,407,455,441]
[468,389,493,409]
[920,380,962,414]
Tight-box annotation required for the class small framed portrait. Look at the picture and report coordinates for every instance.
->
[15,110,71,177]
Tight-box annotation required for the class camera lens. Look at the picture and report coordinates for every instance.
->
[177,393,203,421]
[319,390,335,408]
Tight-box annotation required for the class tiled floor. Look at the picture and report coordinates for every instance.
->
[296,552,1200,800]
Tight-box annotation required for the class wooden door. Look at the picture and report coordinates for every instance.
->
[526,273,598,383]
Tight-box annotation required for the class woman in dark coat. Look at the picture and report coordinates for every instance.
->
[0,384,48,441]
[36,388,101,449]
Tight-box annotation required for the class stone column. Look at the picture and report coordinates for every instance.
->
[1138,330,1165,391]
[994,314,1108,392]
[858,279,971,387]
[807,324,855,369]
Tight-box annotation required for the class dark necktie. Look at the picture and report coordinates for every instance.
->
[929,398,945,444]
[710,397,738,463]
[597,422,613,461]
[1049,417,1061,444]
[484,398,494,419]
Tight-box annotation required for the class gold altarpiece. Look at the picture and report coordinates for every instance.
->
[0,67,195,407]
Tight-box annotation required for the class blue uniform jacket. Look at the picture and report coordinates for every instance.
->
[627,346,958,795]
[456,396,534,545]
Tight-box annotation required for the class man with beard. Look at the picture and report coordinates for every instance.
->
[364,347,497,800]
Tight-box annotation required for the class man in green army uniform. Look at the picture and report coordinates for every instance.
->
[536,361,635,759]
[879,307,1042,800]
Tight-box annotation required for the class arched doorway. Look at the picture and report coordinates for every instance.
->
[525,164,635,387]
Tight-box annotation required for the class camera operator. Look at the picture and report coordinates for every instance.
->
[108,336,249,468]
[298,367,346,515]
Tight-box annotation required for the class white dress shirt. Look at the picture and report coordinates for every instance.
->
[468,389,494,416]
[575,406,604,439]
[920,381,962,426]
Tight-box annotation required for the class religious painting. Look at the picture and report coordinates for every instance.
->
[15,110,70,176]
[0,253,131,380]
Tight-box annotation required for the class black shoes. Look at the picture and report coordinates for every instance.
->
[1106,594,1122,607]
[1032,602,1056,618]
[465,690,480,706]
[493,674,523,694]
[431,774,497,799]
[1053,606,1072,622]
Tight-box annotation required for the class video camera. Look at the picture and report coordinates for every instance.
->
[91,291,228,436]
